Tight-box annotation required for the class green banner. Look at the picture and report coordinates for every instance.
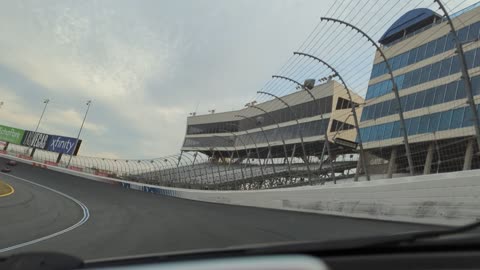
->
[0,125,25,144]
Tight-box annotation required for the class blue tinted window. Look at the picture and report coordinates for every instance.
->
[434,36,446,54]
[386,80,393,93]
[445,33,456,51]
[450,107,464,129]
[400,52,408,67]
[439,58,452,78]
[416,44,427,61]
[458,26,469,43]
[407,47,418,65]
[424,88,435,107]
[383,122,394,139]
[395,75,404,89]
[463,106,474,127]
[403,72,412,89]
[392,121,401,138]
[376,124,385,140]
[468,21,480,41]
[414,91,426,109]
[361,107,368,121]
[450,55,461,74]
[428,113,440,132]
[444,81,457,102]
[419,65,431,84]
[408,117,420,135]
[433,85,446,105]
[392,56,400,70]
[381,100,390,117]
[374,103,383,119]
[475,48,480,69]
[438,110,453,131]
[472,75,480,96]
[418,115,429,134]
[367,104,375,120]
[389,99,397,115]
[425,40,436,58]
[404,119,411,136]
[400,95,408,111]
[405,93,416,111]
[411,68,421,86]
[455,80,466,100]
[429,62,441,81]
[465,49,476,69]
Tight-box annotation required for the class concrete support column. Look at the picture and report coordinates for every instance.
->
[463,138,475,171]
[387,147,397,179]
[423,143,434,175]
[354,152,362,182]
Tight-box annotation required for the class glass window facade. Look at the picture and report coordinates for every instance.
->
[360,76,480,121]
[369,21,480,80]
[184,118,330,148]
[187,96,333,135]
[359,105,480,143]
[366,47,480,100]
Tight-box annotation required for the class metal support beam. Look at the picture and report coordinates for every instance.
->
[321,17,414,176]
[435,0,480,152]
[292,52,370,181]
[249,105,292,178]
[257,90,312,180]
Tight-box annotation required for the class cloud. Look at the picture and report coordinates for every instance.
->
[0,0,471,159]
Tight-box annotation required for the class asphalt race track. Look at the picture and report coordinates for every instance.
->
[0,158,440,260]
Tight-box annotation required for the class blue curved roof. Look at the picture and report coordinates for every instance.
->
[379,8,441,45]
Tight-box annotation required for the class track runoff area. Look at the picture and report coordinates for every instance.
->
[0,157,440,260]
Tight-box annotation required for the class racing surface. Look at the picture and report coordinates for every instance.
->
[0,158,440,260]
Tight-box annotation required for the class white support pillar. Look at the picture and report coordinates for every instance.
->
[387,147,397,179]
[463,138,475,171]
[424,143,434,175]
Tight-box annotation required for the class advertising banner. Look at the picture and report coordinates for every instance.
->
[46,135,82,155]
[21,131,50,149]
[0,125,25,144]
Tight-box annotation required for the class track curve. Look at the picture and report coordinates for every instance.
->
[0,158,440,260]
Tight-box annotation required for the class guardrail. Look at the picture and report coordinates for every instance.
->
[2,152,479,226]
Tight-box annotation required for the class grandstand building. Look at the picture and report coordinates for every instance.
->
[181,79,364,165]
[358,4,480,174]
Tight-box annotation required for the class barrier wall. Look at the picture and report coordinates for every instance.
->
[2,153,479,226]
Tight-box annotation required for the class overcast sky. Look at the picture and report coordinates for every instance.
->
[0,0,475,159]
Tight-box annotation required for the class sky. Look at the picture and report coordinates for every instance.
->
[0,0,475,159]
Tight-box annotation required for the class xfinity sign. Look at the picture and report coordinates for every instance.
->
[47,135,81,155]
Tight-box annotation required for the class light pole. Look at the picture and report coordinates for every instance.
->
[67,100,92,168]
[30,98,50,157]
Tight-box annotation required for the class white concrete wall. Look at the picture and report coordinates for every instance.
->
[3,153,479,226]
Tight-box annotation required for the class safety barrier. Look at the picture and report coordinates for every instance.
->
[1,152,479,226]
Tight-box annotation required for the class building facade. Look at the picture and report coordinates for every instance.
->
[182,80,364,161]
[359,4,480,173]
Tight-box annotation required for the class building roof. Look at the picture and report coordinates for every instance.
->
[379,8,442,45]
